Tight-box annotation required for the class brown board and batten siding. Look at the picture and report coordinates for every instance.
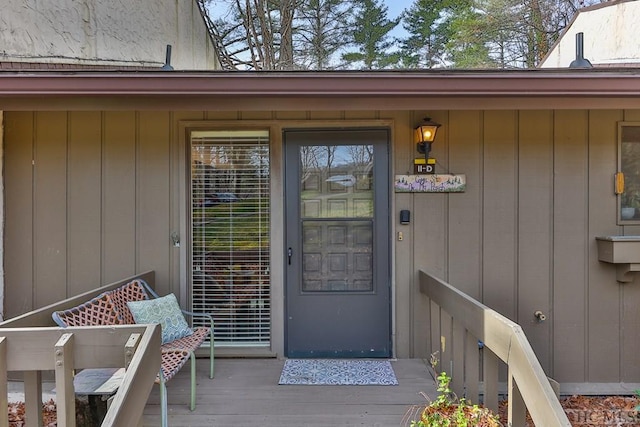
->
[395,108,640,385]
[3,108,640,385]
[3,111,204,316]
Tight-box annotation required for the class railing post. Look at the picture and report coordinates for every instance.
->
[464,332,479,404]
[24,370,43,426]
[55,333,76,427]
[482,347,500,414]
[0,337,7,427]
[429,301,440,363]
[508,368,526,427]
[451,319,465,397]
[440,312,453,375]
[125,333,141,368]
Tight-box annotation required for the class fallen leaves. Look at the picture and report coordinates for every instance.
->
[499,395,640,426]
[7,399,92,427]
[8,399,57,427]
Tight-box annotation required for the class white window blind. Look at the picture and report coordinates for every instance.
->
[190,130,270,347]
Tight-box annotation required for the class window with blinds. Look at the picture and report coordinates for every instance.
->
[190,130,270,347]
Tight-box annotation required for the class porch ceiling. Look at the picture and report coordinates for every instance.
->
[0,69,640,111]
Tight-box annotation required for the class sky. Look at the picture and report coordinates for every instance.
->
[385,0,414,19]
[384,0,414,38]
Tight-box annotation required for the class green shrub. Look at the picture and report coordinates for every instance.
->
[411,371,501,427]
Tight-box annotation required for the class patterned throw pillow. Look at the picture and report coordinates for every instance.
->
[127,293,193,344]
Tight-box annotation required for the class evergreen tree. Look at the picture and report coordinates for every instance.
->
[445,5,496,68]
[444,0,599,68]
[341,0,400,70]
[397,0,451,69]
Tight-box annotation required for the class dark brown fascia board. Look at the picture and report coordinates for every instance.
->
[0,70,640,97]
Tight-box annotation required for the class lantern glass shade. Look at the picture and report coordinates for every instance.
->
[414,119,441,143]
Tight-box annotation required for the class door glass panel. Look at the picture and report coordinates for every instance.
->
[300,144,373,292]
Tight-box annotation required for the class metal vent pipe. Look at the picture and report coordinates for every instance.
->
[569,32,593,68]
[162,44,174,71]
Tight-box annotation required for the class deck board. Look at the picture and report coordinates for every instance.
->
[142,358,437,426]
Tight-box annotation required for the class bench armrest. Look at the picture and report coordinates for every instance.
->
[181,310,214,330]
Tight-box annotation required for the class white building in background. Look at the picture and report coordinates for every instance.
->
[540,0,640,68]
[0,0,219,70]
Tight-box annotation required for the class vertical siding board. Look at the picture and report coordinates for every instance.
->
[588,110,623,382]
[172,112,206,295]
[553,110,589,383]
[482,111,517,319]
[102,112,137,283]
[67,112,102,296]
[3,112,35,317]
[34,112,68,307]
[517,110,553,373]
[392,112,415,358]
[414,111,448,275]
[620,109,640,381]
[138,112,172,294]
[414,186,447,360]
[448,111,482,299]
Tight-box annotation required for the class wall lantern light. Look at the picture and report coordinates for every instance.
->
[414,118,441,160]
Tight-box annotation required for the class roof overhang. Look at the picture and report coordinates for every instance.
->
[1,69,640,111]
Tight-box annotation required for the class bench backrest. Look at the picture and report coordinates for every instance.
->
[108,280,150,324]
[52,279,151,327]
[52,293,121,327]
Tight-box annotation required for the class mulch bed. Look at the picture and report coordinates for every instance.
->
[9,395,640,426]
[8,399,92,427]
[499,395,640,426]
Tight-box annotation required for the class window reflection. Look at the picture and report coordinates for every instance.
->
[621,126,640,221]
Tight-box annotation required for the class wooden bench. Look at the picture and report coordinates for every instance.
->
[51,279,214,427]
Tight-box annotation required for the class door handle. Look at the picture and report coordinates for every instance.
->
[288,247,293,265]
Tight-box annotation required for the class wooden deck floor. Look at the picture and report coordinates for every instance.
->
[142,358,437,427]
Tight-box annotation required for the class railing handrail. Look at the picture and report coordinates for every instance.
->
[419,270,571,427]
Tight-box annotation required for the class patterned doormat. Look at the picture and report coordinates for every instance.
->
[278,359,398,385]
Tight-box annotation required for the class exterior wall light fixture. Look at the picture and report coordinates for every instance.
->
[414,117,441,161]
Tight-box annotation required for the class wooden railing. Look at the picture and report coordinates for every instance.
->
[0,271,160,427]
[419,270,571,427]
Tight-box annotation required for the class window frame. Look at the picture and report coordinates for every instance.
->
[617,121,640,225]
[189,128,272,347]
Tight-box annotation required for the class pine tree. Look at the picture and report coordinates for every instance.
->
[397,0,451,69]
[445,5,496,68]
[341,0,400,70]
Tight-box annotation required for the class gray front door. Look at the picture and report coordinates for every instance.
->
[284,129,391,358]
